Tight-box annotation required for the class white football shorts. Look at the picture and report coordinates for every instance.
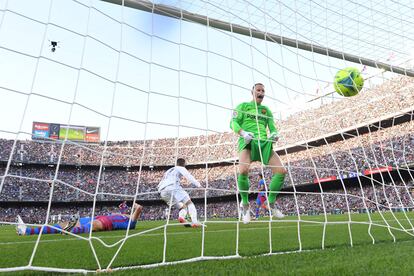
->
[160,186,190,208]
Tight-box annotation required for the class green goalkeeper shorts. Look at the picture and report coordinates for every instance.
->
[238,138,273,165]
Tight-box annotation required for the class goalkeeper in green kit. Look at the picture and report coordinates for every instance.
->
[230,83,286,224]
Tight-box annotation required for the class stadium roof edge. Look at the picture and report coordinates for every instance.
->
[102,0,414,77]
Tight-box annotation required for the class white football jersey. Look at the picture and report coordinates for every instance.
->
[157,166,201,191]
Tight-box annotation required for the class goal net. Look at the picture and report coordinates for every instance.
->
[0,0,414,273]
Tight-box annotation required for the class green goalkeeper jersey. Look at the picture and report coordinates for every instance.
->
[230,101,278,151]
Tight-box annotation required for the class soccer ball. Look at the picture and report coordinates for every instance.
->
[333,67,364,97]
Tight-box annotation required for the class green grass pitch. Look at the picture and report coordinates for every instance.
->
[2,212,414,275]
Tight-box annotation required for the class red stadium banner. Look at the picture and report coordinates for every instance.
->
[32,122,50,139]
[33,122,49,131]
[363,166,393,175]
[313,176,337,184]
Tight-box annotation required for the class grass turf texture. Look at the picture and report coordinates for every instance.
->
[1,212,414,274]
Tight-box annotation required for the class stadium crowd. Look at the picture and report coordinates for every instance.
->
[0,76,412,167]
[280,75,414,143]
[1,75,414,223]
[0,119,413,202]
[2,183,413,224]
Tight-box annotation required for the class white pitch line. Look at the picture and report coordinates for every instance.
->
[1,218,413,246]
[1,224,325,245]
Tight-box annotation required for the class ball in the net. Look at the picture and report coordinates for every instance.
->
[333,67,364,97]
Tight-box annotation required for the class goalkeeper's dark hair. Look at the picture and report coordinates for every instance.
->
[176,158,186,167]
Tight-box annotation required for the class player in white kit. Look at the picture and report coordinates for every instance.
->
[158,158,203,228]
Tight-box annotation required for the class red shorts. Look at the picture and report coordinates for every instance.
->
[95,216,113,231]
[256,195,266,205]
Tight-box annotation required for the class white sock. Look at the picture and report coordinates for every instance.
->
[187,202,198,223]
[178,208,187,219]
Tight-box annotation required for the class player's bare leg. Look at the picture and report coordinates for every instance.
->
[131,203,143,222]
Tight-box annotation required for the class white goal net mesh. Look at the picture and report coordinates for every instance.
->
[0,0,414,273]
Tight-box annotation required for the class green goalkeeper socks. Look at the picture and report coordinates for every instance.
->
[268,173,285,204]
[237,174,250,205]
[238,173,285,205]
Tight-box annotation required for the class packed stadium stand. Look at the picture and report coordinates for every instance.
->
[1,76,414,224]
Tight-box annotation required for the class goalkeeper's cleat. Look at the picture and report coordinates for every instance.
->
[62,214,79,234]
[62,220,77,234]
[16,215,26,236]
[272,207,285,219]
[240,204,251,224]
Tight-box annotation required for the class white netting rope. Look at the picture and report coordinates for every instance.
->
[0,0,414,274]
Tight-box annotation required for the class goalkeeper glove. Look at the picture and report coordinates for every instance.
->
[193,181,202,188]
[269,132,279,142]
[240,130,254,144]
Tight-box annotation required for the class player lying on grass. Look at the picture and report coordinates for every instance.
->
[158,158,204,228]
[16,203,143,235]
[231,83,286,224]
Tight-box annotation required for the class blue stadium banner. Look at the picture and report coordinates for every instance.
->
[339,174,348,179]
[348,172,359,178]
